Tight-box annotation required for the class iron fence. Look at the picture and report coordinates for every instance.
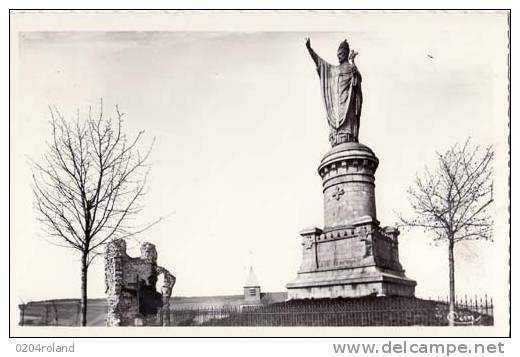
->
[18,295,494,327]
[168,296,494,327]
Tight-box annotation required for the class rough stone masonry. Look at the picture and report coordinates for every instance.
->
[104,239,175,326]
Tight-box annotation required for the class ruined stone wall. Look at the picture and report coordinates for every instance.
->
[105,239,175,326]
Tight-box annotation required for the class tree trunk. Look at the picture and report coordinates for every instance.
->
[448,239,455,326]
[80,252,88,326]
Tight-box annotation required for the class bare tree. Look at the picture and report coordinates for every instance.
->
[399,138,494,325]
[31,100,157,326]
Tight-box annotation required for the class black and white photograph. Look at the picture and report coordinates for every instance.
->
[9,10,510,338]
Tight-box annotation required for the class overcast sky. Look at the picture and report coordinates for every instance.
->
[11,12,509,306]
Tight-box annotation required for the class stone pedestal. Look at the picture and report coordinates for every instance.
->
[320,142,378,228]
[286,142,416,299]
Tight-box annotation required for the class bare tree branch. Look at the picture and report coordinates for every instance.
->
[400,139,494,244]
[398,138,494,325]
[31,100,157,326]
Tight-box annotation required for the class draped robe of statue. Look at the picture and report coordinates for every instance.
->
[312,55,363,146]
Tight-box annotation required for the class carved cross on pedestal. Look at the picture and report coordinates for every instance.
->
[332,186,345,200]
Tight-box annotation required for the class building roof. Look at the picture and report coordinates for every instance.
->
[244,267,260,287]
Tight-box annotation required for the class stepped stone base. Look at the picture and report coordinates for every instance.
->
[286,266,416,299]
[285,220,417,300]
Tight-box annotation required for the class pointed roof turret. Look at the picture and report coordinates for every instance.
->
[244,267,260,287]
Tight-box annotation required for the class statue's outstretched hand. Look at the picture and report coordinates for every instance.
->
[305,37,311,49]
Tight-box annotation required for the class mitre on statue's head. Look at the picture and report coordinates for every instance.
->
[338,39,350,53]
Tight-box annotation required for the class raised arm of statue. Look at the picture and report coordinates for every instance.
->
[305,37,324,68]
